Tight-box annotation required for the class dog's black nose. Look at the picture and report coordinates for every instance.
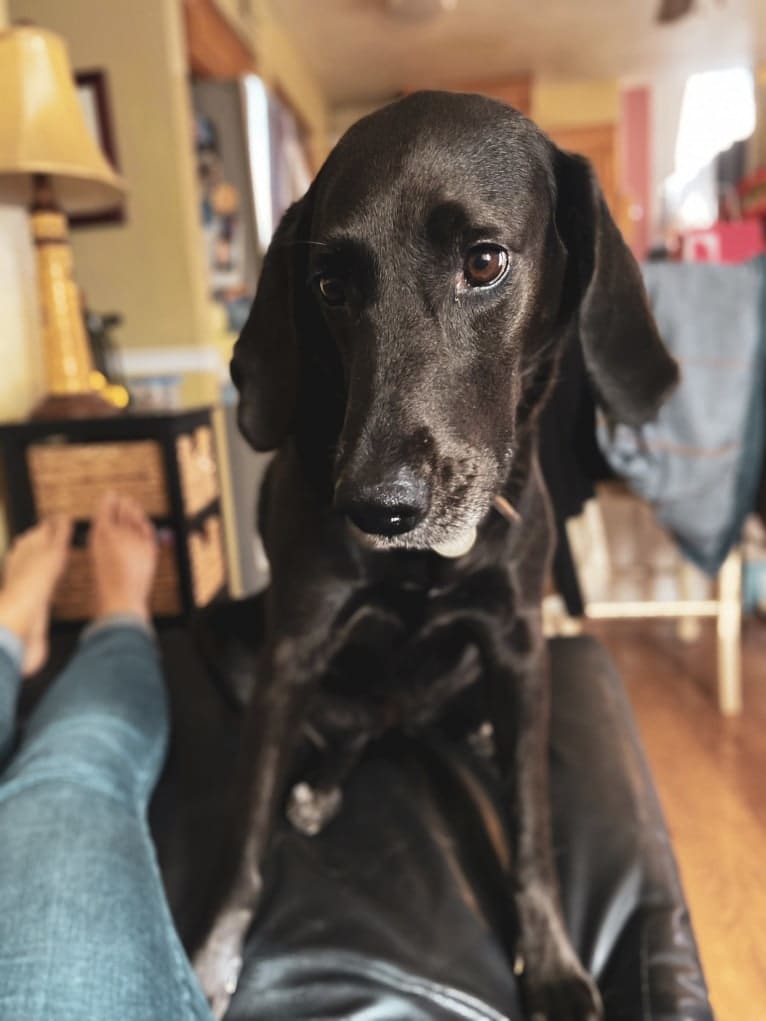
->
[335,471,429,538]
[346,500,423,537]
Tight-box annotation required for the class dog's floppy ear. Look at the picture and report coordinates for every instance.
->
[232,190,315,451]
[554,149,679,426]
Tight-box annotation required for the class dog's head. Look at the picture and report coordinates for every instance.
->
[233,91,677,553]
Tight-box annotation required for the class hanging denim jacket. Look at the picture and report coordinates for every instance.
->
[598,255,766,576]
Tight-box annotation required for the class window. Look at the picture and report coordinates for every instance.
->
[664,67,755,229]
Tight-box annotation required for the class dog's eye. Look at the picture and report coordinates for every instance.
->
[463,245,509,288]
[316,275,347,307]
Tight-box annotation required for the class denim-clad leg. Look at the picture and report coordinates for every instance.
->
[0,628,24,765]
[0,622,213,1021]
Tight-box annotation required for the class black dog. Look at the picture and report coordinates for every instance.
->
[194,91,678,1019]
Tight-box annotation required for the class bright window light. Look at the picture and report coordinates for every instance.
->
[664,67,755,230]
[243,74,273,252]
[674,67,755,181]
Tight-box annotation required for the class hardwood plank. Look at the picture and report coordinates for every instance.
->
[588,618,766,1021]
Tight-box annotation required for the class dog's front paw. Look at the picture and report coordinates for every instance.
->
[522,960,603,1021]
[515,884,603,1021]
[193,906,254,1019]
[194,942,241,1019]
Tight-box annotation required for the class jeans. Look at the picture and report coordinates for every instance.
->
[0,622,214,1021]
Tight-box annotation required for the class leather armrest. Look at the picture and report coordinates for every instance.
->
[548,637,713,1020]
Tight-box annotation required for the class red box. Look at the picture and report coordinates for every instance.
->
[681,220,766,264]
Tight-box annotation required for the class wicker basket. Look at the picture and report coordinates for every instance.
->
[52,543,181,621]
[28,441,169,519]
[177,426,219,516]
[50,519,225,622]
[189,515,225,605]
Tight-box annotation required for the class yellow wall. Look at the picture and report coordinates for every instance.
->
[531,77,619,131]
[9,0,212,373]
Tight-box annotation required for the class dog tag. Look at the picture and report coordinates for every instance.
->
[431,526,477,559]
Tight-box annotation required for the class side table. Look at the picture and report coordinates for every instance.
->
[0,408,228,622]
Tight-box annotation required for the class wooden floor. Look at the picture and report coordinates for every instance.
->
[588,617,766,1021]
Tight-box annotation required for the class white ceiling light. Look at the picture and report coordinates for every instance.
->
[385,0,457,22]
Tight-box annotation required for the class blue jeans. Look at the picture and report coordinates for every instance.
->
[0,622,214,1021]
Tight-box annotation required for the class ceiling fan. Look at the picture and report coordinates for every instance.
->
[385,0,457,21]
[656,0,728,24]
[656,0,696,22]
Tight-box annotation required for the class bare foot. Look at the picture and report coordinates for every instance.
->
[89,492,158,624]
[0,516,72,676]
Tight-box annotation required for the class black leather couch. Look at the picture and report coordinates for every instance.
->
[145,623,714,1021]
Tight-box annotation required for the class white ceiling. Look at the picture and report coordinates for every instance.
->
[269,0,764,107]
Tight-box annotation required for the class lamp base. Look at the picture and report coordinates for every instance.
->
[30,391,118,421]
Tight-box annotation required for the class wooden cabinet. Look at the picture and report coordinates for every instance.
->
[446,74,531,115]
[546,123,618,213]
[544,122,633,243]
[183,0,255,78]
[405,74,532,115]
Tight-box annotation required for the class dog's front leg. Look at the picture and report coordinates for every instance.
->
[192,640,311,1016]
[482,612,603,1021]
[193,592,362,1017]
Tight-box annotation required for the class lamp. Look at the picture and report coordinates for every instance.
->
[0,26,127,419]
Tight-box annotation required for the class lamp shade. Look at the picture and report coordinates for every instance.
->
[0,26,126,214]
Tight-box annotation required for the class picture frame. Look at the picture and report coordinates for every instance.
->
[71,69,125,228]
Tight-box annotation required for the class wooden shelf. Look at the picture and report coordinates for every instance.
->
[184,0,256,79]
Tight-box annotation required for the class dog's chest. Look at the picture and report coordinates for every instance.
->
[310,565,511,737]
